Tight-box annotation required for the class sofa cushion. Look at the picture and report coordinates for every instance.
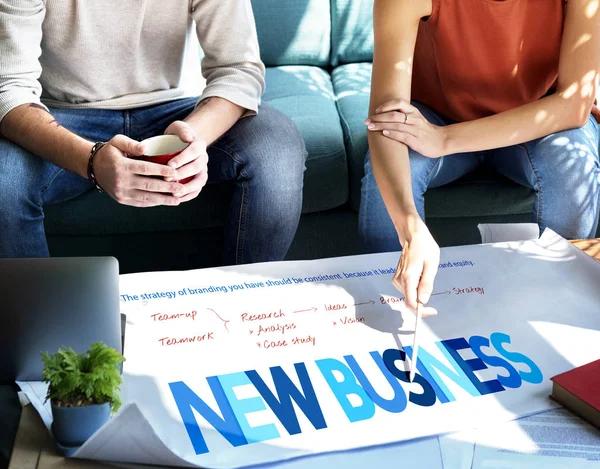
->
[252,0,331,67]
[425,168,534,219]
[332,63,535,217]
[45,66,348,236]
[332,63,372,210]
[330,0,374,66]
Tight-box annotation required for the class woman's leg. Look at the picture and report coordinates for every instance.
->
[485,116,600,239]
[359,102,481,253]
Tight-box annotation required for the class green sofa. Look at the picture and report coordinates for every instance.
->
[40,0,573,275]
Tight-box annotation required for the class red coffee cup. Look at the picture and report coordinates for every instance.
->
[133,135,192,184]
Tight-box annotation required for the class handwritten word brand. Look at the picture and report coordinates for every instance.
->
[169,332,542,455]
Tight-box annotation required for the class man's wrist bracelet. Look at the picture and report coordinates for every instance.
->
[87,142,107,193]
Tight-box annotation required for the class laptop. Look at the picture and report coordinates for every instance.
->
[0,257,123,382]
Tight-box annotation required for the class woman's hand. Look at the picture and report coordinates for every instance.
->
[393,218,440,316]
[366,99,448,159]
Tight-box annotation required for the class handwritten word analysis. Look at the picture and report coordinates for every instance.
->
[257,322,297,336]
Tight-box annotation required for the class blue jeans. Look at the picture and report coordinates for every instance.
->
[360,101,600,252]
[0,99,307,264]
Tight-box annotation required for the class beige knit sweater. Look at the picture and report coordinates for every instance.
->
[0,0,266,122]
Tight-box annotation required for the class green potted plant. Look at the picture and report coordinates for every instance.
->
[41,342,125,455]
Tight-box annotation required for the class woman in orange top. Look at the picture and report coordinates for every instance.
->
[361,0,600,313]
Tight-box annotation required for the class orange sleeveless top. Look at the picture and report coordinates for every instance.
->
[412,0,574,122]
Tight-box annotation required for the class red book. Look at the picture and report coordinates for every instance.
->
[550,359,600,429]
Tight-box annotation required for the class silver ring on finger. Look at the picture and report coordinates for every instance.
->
[403,112,408,124]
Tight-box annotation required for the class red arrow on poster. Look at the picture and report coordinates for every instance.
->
[293,307,318,314]
[354,300,376,307]
[431,291,451,297]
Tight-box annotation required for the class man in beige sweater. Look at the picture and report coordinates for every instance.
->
[0,0,306,264]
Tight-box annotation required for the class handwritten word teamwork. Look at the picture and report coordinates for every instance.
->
[169,331,541,455]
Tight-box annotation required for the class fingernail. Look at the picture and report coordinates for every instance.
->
[169,162,177,168]
[364,119,370,125]
[383,130,390,136]
[376,107,381,113]
[368,124,375,130]
[421,293,431,304]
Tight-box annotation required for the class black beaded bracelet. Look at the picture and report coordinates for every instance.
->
[87,142,107,193]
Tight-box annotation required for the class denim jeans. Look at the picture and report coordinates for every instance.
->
[0,99,307,264]
[360,101,600,252]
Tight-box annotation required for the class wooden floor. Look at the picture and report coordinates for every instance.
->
[571,238,600,262]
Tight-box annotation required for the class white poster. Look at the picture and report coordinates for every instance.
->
[29,231,600,468]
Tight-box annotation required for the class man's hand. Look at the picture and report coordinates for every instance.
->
[93,135,185,207]
[393,218,440,316]
[366,99,448,159]
[164,120,209,203]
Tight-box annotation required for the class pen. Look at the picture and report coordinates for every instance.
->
[410,302,423,382]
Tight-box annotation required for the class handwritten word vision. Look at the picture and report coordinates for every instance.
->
[169,331,542,455]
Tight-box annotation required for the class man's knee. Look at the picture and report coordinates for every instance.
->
[242,105,307,185]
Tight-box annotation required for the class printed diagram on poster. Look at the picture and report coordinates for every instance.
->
[19,231,600,469]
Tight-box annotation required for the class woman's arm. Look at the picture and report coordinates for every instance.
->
[369,0,439,312]
[369,0,428,227]
[369,0,600,157]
